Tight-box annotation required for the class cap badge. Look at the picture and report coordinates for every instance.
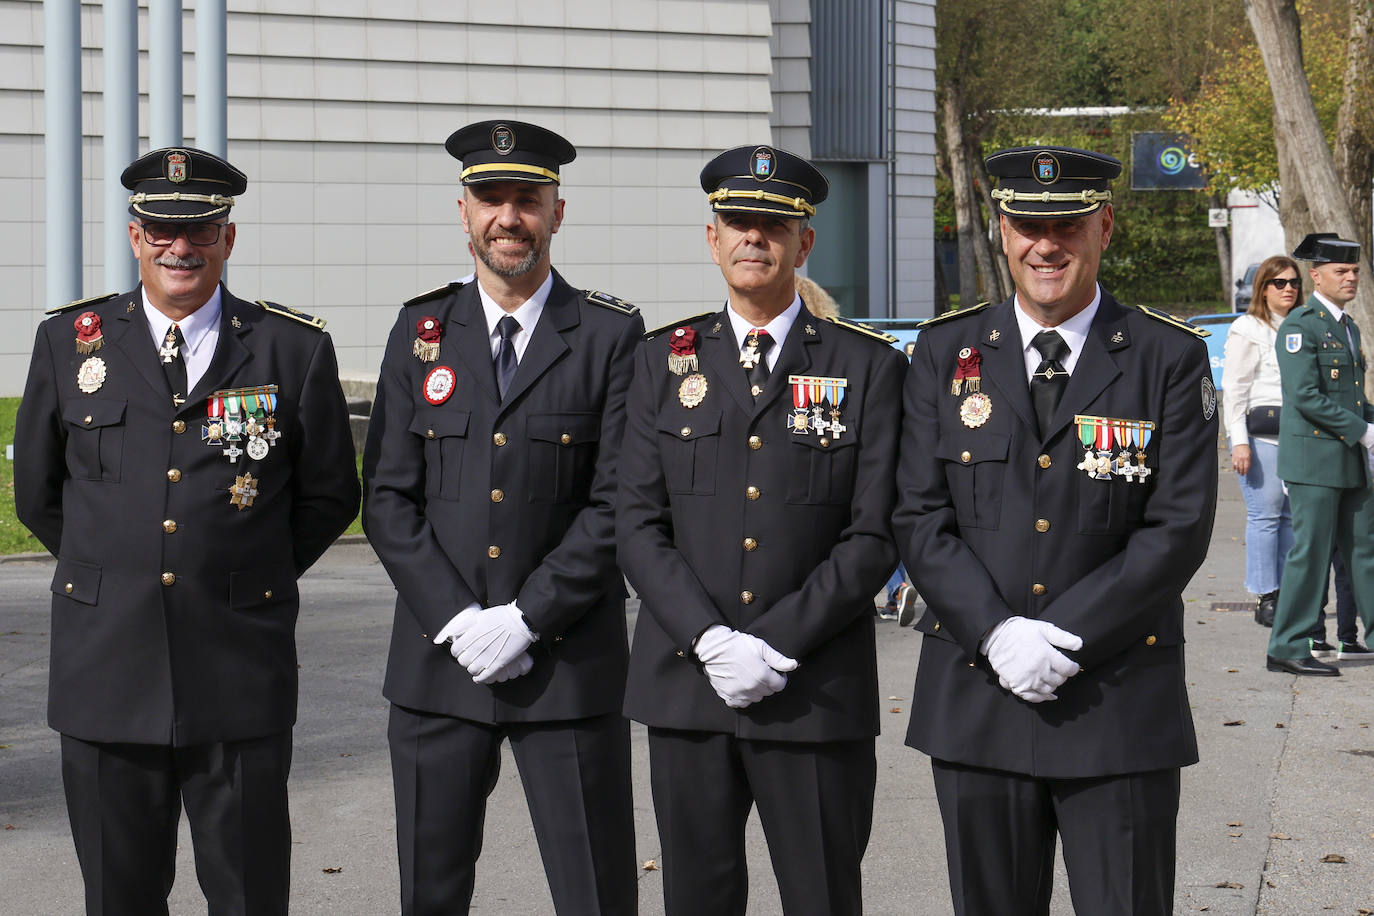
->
[166,150,189,184]
[751,147,774,181]
[1033,151,1060,186]
[491,125,516,156]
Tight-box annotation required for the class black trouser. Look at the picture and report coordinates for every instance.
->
[60,731,293,916]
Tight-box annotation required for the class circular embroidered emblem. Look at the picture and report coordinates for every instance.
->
[424,366,457,405]
[1032,151,1060,186]
[1201,375,1217,421]
[491,125,515,155]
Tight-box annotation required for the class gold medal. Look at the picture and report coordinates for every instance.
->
[229,473,259,510]
[77,357,107,394]
[959,392,992,428]
[678,373,709,408]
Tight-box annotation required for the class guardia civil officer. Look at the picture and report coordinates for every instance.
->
[893,146,1219,914]
[617,146,906,915]
[1267,233,1374,675]
[362,121,641,915]
[14,147,360,915]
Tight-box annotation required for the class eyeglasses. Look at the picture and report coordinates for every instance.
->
[1266,277,1300,290]
[139,221,227,247]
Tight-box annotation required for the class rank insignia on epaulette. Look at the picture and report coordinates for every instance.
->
[584,290,638,316]
[258,300,326,330]
[414,316,442,362]
[789,375,849,440]
[46,291,118,316]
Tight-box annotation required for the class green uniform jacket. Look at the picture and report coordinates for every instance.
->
[1275,295,1374,487]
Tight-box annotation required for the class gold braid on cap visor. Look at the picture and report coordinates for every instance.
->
[990,187,1112,217]
[708,188,817,218]
[461,162,560,182]
[128,192,236,218]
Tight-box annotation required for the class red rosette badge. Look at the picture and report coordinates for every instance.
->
[667,327,699,375]
[952,346,982,395]
[74,311,104,354]
[413,316,442,362]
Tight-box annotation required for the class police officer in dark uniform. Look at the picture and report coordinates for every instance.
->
[14,147,360,915]
[893,146,1219,915]
[617,145,906,915]
[362,121,641,915]
[1267,233,1374,675]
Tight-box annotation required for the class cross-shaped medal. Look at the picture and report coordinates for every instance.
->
[222,443,244,462]
[229,473,259,510]
[159,331,179,363]
[828,410,847,441]
[740,338,762,370]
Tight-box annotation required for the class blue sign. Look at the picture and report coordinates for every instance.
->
[1131,132,1206,190]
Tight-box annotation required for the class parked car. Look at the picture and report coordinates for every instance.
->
[1234,262,1260,312]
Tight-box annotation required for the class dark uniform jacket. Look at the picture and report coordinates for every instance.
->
[894,292,1218,778]
[618,304,906,743]
[15,285,359,746]
[362,272,643,723]
[1275,294,1374,487]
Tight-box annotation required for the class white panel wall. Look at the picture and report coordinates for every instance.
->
[0,0,777,391]
[893,0,937,317]
[767,0,810,157]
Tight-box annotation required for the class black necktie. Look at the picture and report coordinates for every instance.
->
[495,315,521,399]
[743,329,774,399]
[160,323,188,407]
[1029,329,1069,436]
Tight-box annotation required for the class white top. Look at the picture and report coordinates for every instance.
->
[1013,285,1102,382]
[477,271,552,362]
[142,287,222,394]
[726,294,802,372]
[1221,312,1283,445]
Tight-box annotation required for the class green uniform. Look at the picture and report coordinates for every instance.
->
[1270,294,1374,658]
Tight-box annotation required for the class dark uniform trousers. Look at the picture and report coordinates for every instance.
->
[15,285,360,916]
[1270,297,1374,658]
[894,294,1218,916]
[362,274,643,915]
[617,305,907,916]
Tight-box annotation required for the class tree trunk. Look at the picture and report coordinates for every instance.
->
[971,147,1013,300]
[1274,119,1313,257]
[1334,0,1374,256]
[941,86,981,307]
[963,133,1000,305]
[1210,193,1233,307]
[1245,0,1373,326]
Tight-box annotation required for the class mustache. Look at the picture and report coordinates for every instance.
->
[154,254,206,269]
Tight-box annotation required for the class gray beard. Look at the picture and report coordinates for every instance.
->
[473,237,542,279]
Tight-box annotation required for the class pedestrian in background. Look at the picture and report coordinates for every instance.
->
[1222,254,1299,627]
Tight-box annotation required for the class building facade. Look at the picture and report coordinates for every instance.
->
[0,0,935,393]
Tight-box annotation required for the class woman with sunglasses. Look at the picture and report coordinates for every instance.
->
[1223,255,1301,626]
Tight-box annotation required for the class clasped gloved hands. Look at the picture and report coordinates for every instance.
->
[980,616,1083,703]
[694,624,798,709]
[433,603,536,684]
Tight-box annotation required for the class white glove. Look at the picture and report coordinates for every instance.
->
[449,603,536,683]
[694,625,798,709]
[480,651,535,684]
[980,616,1083,703]
[1360,423,1374,450]
[433,603,483,645]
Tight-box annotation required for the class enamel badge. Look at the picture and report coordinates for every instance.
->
[77,357,107,394]
[960,393,992,428]
[413,317,442,362]
[668,327,699,375]
[424,366,456,405]
[678,373,709,408]
[74,312,104,354]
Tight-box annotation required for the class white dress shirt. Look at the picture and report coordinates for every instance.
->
[142,287,222,394]
[1013,285,1101,382]
[726,294,802,372]
[477,271,552,362]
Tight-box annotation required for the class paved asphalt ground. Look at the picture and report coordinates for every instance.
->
[3,444,1374,914]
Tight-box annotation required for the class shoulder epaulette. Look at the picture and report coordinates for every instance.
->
[916,300,991,329]
[257,300,326,330]
[1134,304,1209,338]
[584,289,639,316]
[645,311,717,340]
[404,282,463,307]
[45,292,119,315]
[824,315,898,343]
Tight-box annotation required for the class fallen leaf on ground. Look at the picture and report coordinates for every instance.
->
[321,867,342,874]
[1319,853,1346,864]
[1228,832,1242,838]
[1227,821,1242,827]
[642,859,659,871]
[1223,720,1245,727]
[1275,723,1285,728]
[4,825,15,830]
[1269,833,1292,840]
[1215,881,1243,889]
[1226,668,1238,673]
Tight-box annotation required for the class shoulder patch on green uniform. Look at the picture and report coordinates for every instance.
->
[404,282,463,307]
[257,300,326,330]
[824,315,898,343]
[645,311,717,340]
[584,289,639,316]
[45,292,119,315]
[916,300,991,329]
[1133,304,1209,338]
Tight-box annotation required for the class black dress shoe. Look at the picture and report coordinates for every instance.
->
[1266,655,1341,676]
[1255,590,1278,627]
